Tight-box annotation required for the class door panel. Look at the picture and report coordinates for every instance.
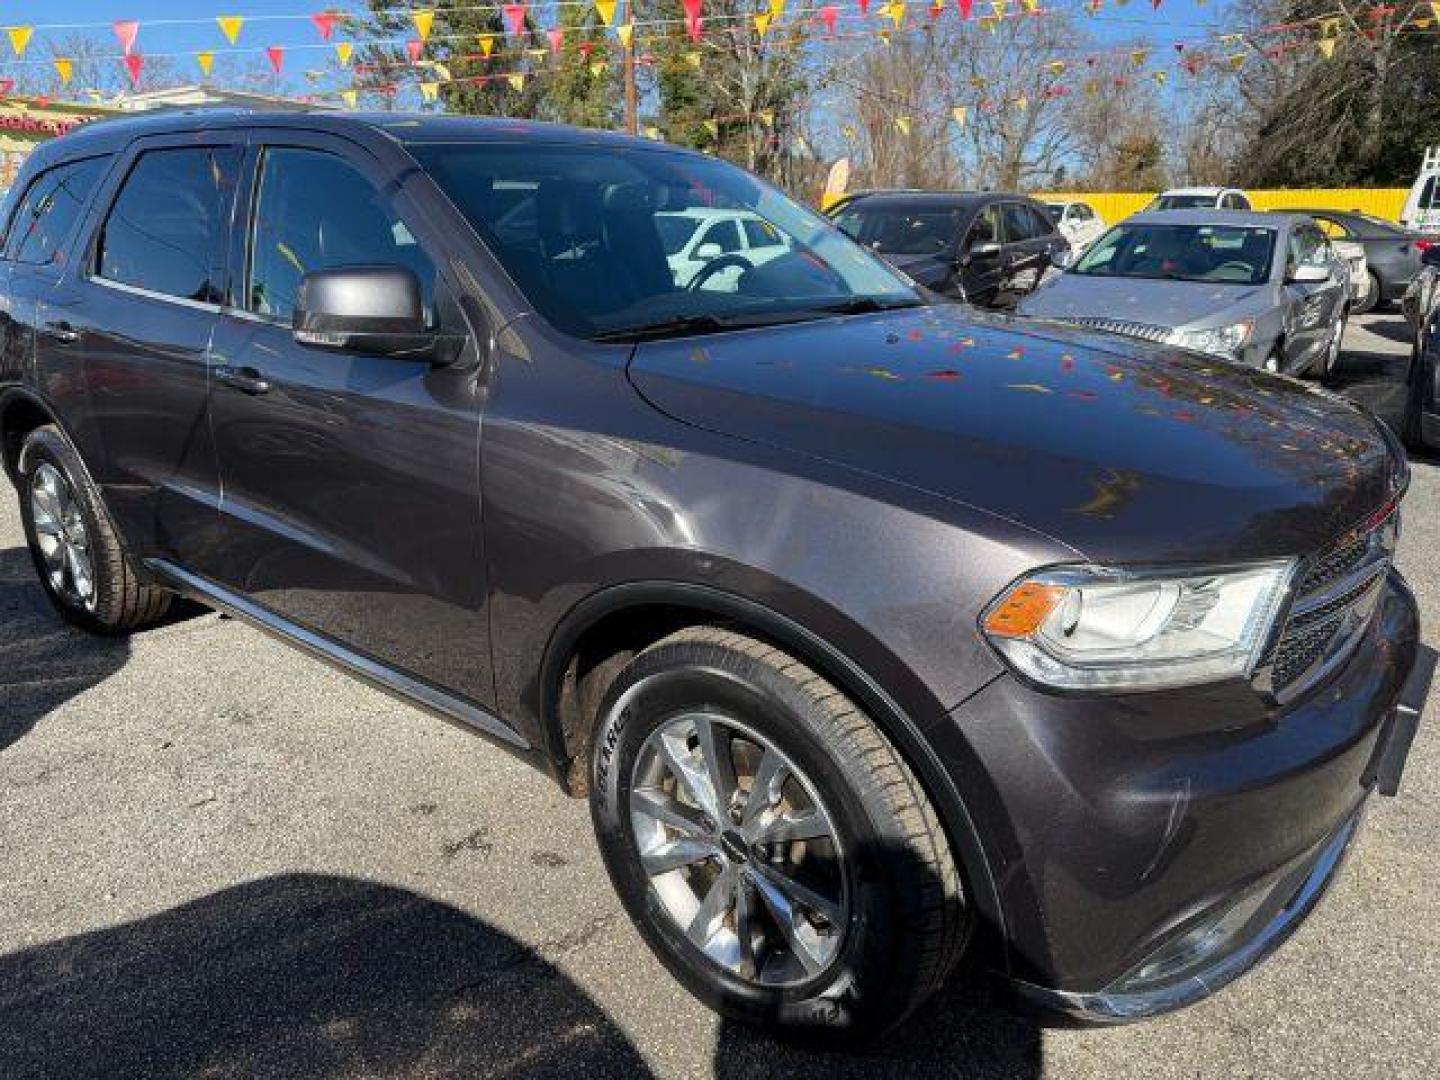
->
[206,135,493,704]
[960,204,1005,306]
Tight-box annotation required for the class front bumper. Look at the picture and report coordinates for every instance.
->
[945,570,1431,1021]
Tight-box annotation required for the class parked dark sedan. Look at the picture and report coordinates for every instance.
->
[1292,208,1438,313]
[1403,245,1440,452]
[0,112,1431,1041]
[828,190,1068,308]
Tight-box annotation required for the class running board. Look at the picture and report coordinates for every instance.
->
[145,559,529,751]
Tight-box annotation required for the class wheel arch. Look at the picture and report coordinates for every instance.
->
[537,579,1007,954]
[0,386,63,484]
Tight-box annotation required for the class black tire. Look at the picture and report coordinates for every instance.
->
[590,627,969,1040]
[1404,343,1434,454]
[1308,314,1346,384]
[17,425,172,634]
[1352,271,1380,315]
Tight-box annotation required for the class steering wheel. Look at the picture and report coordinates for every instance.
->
[687,253,754,291]
[1212,260,1255,279]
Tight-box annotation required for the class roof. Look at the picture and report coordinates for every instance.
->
[1126,208,1301,228]
[1158,186,1237,197]
[832,190,1030,210]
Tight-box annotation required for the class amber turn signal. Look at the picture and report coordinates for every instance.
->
[983,582,1066,639]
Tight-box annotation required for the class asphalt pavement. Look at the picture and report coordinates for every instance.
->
[1,313,1436,1079]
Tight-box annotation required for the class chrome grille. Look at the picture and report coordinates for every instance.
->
[1262,506,1399,698]
[1059,317,1173,344]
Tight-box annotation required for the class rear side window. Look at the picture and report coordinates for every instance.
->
[3,156,108,267]
[968,204,1002,246]
[247,147,436,323]
[1023,205,1055,238]
[97,146,240,303]
[1002,203,1042,242]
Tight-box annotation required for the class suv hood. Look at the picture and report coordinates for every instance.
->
[1019,274,1268,329]
[628,305,1401,563]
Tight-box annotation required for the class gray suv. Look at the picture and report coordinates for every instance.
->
[0,112,1431,1039]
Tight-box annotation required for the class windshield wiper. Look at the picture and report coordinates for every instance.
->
[801,296,924,317]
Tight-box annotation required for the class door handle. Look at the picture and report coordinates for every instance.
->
[215,365,271,395]
[41,321,80,344]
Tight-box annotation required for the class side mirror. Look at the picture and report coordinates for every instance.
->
[693,242,724,261]
[293,266,459,363]
[1287,263,1330,285]
[1050,247,1075,270]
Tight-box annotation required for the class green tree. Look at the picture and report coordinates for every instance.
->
[538,6,621,129]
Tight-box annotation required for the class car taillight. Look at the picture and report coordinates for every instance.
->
[1417,239,1436,253]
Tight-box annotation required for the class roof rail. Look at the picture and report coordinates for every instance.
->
[1423,146,1440,173]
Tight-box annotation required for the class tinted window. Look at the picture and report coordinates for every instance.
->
[1023,205,1055,238]
[248,148,435,322]
[98,147,238,302]
[1073,223,1276,285]
[4,156,107,267]
[833,205,963,256]
[1421,175,1438,210]
[1288,226,1326,270]
[744,217,783,248]
[1154,194,1220,210]
[698,219,743,254]
[1232,193,1252,209]
[967,204,1002,247]
[1002,203,1040,242]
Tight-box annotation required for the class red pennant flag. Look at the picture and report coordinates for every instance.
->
[266,45,284,73]
[682,0,703,41]
[0,77,14,95]
[579,41,595,58]
[858,0,871,13]
[113,20,140,55]
[123,52,144,86]
[1151,0,1161,7]
[547,27,563,53]
[310,12,338,40]
[821,4,839,32]
[405,39,423,62]
[957,0,973,16]
[502,3,527,35]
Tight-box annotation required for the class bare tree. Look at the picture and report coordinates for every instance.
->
[14,33,180,100]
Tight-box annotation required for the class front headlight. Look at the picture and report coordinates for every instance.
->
[981,560,1294,692]
[1167,320,1254,358]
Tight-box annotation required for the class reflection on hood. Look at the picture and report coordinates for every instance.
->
[1019,275,1267,328]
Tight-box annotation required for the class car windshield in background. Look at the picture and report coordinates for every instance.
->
[408,142,919,340]
[832,205,964,256]
[1151,194,1223,210]
[1072,223,1276,286]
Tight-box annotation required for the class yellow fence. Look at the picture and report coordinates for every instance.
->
[1041,189,1408,225]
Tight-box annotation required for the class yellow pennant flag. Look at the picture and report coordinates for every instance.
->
[989,0,1005,14]
[684,50,702,68]
[1045,60,1066,76]
[1319,17,1340,37]
[1082,78,1099,95]
[754,12,772,35]
[1416,16,1433,29]
[6,25,32,57]
[1152,70,1167,86]
[895,116,911,135]
[217,16,244,45]
[335,41,353,65]
[643,125,661,140]
[977,15,997,31]
[617,22,634,49]
[951,106,967,129]
[887,1,906,27]
[1019,0,1038,12]
[196,50,215,76]
[54,58,73,84]
[507,73,526,92]
[969,75,988,89]
[758,110,775,128]
[420,81,439,102]
[478,35,496,57]
[412,10,436,41]
[341,89,358,108]
[841,124,857,142]
[1014,95,1027,111]
[1317,38,1336,59]
[596,0,618,26]
[1130,48,1149,66]
[1227,52,1245,70]
[703,119,720,138]
[770,0,787,16]
[590,60,607,76]
[1432,2,1440,24]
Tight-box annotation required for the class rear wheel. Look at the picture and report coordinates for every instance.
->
[17,425,172,634]
[1352,271,1380,315]
[1404,343,1436,454]
[589,627,969,1039]
[1309,314,1346,384]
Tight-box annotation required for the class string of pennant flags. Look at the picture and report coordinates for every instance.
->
[1,2,1435,120]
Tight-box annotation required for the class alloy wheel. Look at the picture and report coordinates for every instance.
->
[29,462,97,612]
[628,711,848,986]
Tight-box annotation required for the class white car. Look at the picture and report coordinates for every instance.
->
[1044,200,1106,253]
[1146,186,1253,212]
[656,208,791,289]
[1400,146,1440,232]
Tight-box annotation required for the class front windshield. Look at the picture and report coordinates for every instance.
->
[410,142,918,339]
[1150,194,1220,211]
[1072,222,1276,285]
[831,205,964,256]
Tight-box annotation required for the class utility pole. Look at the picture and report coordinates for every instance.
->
[622,0,638,135]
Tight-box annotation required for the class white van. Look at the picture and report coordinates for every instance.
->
[1401,147,1440,232]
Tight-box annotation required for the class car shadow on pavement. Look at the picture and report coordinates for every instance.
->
[0,873,656,1080]
[714,974,1043,1079]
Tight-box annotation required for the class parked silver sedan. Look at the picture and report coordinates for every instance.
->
[1018,210,1350,379]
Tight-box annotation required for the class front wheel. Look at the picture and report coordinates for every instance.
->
[1404,344,1437,454]
[589,627,969,1039]
[1352,271,1380,315]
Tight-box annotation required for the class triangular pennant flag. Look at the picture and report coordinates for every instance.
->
[978,14,997,30]
[1019,0,1039,12]
[1086,0,1101,13]
[951,105,967,128]
[217,16,244,45]
[683,0,704,41]
[6,26,33,57]
[0,77,14,96]
[1319,17,1340,36]
[755,12,772,35]
[580,40,595,57]
[703,119,720,138]
[821,4,839,32]
[406,39,423,63]
[990,0,1005,16]
[54,58,73,85]
[1152,70,1166,85]
[957,0,974,14]
[1045,60,1065,75]
[341,88,358,108]
[758,110,775,128]
[311,12,338,40]
[1227,52,1245,70]
[1317,38,1336,58]
[525,47,547,60]
[770,0,788,15]
[589,60,606,76]
[1014,94,1027,111]
[596,0,618,26]
[507,73,526,91]
[1130,48,1149,66]
[478,35,496,57]
[894,116,911,135]
[412,9,436,41]
[887,1,907,27]
[643,125,661,140]
[503,3,528,36]
[114,20,140,55]
[196,51,214,77]
[266,45,284,74]
[123,52,144,87]
[335,41,353,65]
[547,28,564,53]
[684,50,702,67]
[1431,1,1440,23]
[617,22,634,49]
[420,81,440,102]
